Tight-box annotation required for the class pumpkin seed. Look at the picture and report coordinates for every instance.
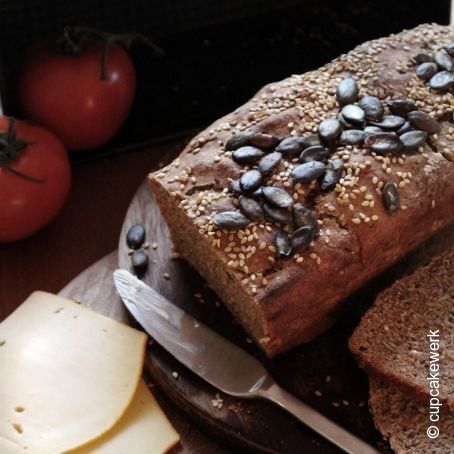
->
[275,136,309,155]
[263,203,292,225]
[358,96,384,121]
[339,129,365,146]
[258,151,282,174]
[429,71,454,91]
[396,121,412,136]
[341,104,365,124]
[400,130,427,150]
[126,224,146,249]
[230,179,262,198]
[213,211,250,230]
[274,230,292,257]
[291,225,315,251]
[369,115,405,130]
[416,62,438,80]
[299,145,330,163]
[292,203,319,232]
[132,250,149,272]
[318,118,342,142]
[413,53,434,64]
[320,159,343,191]
[300,134,322,148]
[230,179,242,195]
[363,126,384,136]
[240,170,262,191]
[443,42,454,57]
[338,112,353,129]
[262,186,293,208]
[364,133,403,154]
[336,77,359,106]
[248,133,280,150]
[382,182,400,214]
[291,161,327,184]
[407,111,440,134]
[388,99,417,117]
[232,146,264,164]
[434,49,453,71]
[239,196,265,221]
[225,131,255,150]
[225,131,279,150]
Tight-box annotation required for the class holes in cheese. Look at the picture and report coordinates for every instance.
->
[0,291,147,453]
[73,380,180,454]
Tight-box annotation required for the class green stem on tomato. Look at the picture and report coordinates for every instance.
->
[1,163,45,183]
[56,25,164,81]
[0,118,44,184]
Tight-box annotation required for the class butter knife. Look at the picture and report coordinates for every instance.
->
[113,269,379,454]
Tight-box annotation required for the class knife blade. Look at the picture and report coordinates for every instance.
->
[113,269,379,454]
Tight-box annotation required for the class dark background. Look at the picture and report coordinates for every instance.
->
[0,0,451,162]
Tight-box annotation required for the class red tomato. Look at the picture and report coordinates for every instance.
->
[0,116,71,242]
[18,40,136,151]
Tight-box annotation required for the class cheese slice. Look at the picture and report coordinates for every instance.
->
[0,291,147,453]
[73,380,179,454]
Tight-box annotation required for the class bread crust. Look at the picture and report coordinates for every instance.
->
[149,23,454,357]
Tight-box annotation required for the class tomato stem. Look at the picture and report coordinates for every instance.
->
[2,163,45,183]
[56,25,163,80]
[0,118,45,184]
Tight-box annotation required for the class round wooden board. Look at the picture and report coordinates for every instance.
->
[118,180,454,453]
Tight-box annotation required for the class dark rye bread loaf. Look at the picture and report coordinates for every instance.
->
[349,246,454,409]
[149,23,454,357]
[369,378,453,454]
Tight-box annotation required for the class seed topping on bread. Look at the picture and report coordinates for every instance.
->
[152,24,454,296]
[210,68,442,258]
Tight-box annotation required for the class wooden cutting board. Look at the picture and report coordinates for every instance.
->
[117,180,453,453]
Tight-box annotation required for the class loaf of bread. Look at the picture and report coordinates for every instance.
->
[349,246,453,409]
[369,378,453,454]
[149,23,454,357]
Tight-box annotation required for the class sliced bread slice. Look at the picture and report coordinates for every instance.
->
[369,378,453,454]
[349,246,454,409]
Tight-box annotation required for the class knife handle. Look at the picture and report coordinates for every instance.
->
[258,382,379,454]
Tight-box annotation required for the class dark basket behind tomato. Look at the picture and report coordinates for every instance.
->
[0,116,71,242]
[18,39,136,152]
